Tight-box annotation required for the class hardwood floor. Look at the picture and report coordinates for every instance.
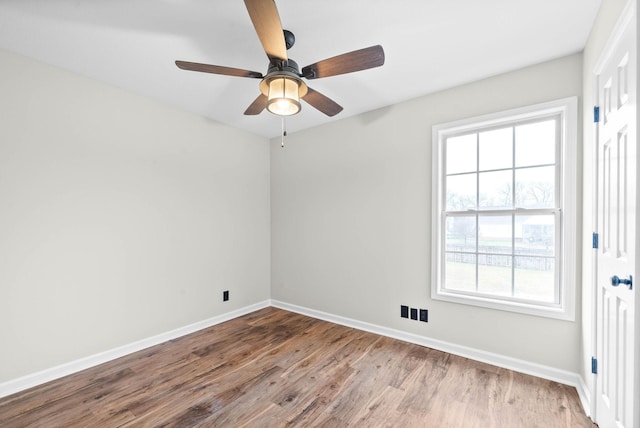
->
[0,307,595,427]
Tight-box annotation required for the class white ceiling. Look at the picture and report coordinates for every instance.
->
[0,0,600,138]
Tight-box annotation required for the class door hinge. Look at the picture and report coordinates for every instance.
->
[592,357,598,374]
[594,106,600,123]
[592,232,599,249]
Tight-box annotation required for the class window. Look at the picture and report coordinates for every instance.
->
[431,97,577,320]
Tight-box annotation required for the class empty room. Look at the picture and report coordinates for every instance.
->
[0,0,637,427]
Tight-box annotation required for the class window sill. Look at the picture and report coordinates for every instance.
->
[432,288,574,321]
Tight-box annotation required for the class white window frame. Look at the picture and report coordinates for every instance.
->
[431,97,577,320]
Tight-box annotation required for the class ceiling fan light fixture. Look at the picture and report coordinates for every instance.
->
[176,3,383,118]
[266,76,301,116]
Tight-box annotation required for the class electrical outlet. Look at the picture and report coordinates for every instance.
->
[401,305,409,318]
[223,290,229,302]
[410,308,418,320]
[419,309,428,322]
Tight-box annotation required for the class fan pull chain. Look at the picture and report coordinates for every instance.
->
[281,117,287,148]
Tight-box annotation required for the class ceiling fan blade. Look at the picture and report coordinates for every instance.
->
[301,45,385,79]
[302,87,343,117]
[175,61,263,78]
[244,94,268,115]
[244,0,288,62]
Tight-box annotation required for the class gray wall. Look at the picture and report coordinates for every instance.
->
[271,53,583,372]
[0,49,271,382]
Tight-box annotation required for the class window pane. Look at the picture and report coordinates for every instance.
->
[446,216,476,252]
[434,99,576,318]
[515,166,555,208]
[445,254,476,292]
[478,215,512,254]
[516,214,555,256]
[514,257,555,302]
[479,170,512,208]
[515,119,556,167]
[478,256,512,296]
[446,173,476,210]
[447,134,477,174]
[479,127,513,171]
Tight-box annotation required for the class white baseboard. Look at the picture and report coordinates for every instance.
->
[271,299,592,416]
[1,297,593,420]
[575,376,593,419]
[0,300,270,399]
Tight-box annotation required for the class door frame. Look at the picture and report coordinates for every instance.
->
[591,0,638,424]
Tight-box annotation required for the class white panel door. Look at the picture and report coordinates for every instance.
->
[594,2,637,427]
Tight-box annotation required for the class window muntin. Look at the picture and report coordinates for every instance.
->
[432,98,577,320]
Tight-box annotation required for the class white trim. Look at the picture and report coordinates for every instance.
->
[0,300,270,399]
[431,96,578,321]
[590,0,638,424]
[0,299,592,418]
[592,0,636,75]
[271,300,584,391]
[576,375,593,419]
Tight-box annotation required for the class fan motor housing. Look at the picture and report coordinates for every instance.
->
[259,59,308,98]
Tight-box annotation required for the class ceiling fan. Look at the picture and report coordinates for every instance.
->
[175,0,385,117]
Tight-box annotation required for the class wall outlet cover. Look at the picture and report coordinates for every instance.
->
[420,309,428,322]
[410,308,418,320]
[223,290,229,301]
[400,305,409,318]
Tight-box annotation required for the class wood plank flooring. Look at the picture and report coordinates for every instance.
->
[0,307,595,427]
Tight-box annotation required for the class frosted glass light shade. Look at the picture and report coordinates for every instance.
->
[267,76,301,116]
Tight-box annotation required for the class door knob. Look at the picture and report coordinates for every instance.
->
[611,275,633,290]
